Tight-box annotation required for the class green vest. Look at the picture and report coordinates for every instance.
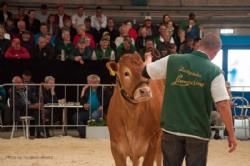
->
[161,51,222,139]
[95,48,113,60]
[56,41,75,60]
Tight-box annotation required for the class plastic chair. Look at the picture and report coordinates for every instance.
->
[231,96,250,139]
[11,116,34,139]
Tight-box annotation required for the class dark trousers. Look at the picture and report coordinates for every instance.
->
[27,109,41,136]
[73,111,89,138]
[161,132,208,166]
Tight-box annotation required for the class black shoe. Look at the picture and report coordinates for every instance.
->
[214,134,222,140]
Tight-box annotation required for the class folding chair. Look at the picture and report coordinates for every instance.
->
[232,96,250,139]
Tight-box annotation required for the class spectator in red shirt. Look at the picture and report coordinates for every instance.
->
[4,38,31,59]
[125,20,137,41]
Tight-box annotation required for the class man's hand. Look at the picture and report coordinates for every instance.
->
[227,135,237,153]
[216,100,237,153]
[51,87,55,95]
[74,56,81,62]
[79,59,84,64]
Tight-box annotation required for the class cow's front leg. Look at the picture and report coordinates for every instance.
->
[142,131,162,166]
[132,156,140,166]
[110,141,127,166]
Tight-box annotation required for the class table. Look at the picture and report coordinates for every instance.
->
[43,102,83,135]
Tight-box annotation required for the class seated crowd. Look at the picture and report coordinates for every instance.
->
[0,2,202,62]
[0,2,210,139]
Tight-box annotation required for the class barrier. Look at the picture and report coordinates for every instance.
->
[1,83,250,139]
[0,83,115,138]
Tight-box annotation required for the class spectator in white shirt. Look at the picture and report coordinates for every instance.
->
[36,4,49,23]
[72,5,87,28]
[91,6,107,31]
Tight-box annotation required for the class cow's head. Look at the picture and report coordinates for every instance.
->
[107,54,152,104]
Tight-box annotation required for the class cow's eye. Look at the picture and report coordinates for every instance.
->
[124,72,130,77]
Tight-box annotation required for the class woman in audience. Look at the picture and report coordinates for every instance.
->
[166,20,180,49]
[4,37,31,59]
[73,24,95,48]
[185,18,200,40]
[125,20,137,41]
[162,14,172,26]
[135,26,149,51]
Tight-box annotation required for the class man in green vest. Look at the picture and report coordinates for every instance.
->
[142,33,237,166]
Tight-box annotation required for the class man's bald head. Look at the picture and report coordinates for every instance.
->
[12,76,23,83]
[199,33,222,60]
[12,76,24,89]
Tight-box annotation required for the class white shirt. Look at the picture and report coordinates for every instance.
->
[59,15,64,28]
[36,13,49,23]
[4,13,8,22]
[92,49,115,61]
[146,55,229,102]
[91,14,107,31]
[72,14,86,27]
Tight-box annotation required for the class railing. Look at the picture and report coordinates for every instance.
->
[1,83,115,129]
[0,84,249,139]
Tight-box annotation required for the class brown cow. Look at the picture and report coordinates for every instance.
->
[106,53,164,166]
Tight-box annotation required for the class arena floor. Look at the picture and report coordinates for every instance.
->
[0,136,249,166]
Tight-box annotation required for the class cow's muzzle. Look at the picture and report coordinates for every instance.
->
[133,84,152,102]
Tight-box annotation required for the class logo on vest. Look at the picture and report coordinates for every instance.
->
[178,67,201,78]
[171,74,205,87]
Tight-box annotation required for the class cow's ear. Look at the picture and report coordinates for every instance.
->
[106,61,118,76]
